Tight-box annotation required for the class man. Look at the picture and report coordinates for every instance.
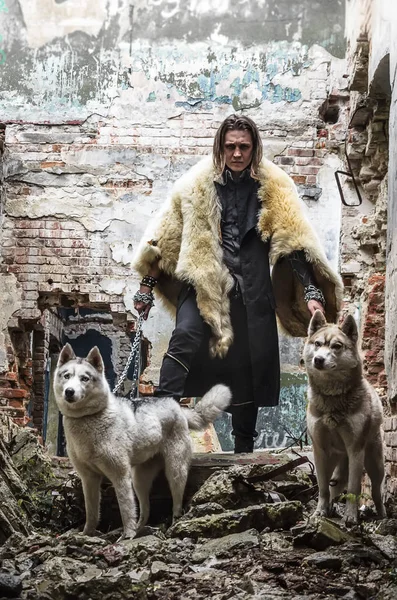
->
[133,114,343,453]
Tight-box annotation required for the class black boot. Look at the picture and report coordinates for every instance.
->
[234,436,254,454]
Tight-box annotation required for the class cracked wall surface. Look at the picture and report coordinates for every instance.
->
[345,0,397,499]
[0,0,346,436]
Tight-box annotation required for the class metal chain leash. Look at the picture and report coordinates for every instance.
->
[112,314,144,398]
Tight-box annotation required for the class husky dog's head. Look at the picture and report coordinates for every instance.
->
[303,310,361,378]
[54,344,110,418]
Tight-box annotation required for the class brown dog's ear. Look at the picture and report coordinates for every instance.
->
[308,309,327,337]
[58,343,76,367]
[340,314,358,344]
[86,346,104,373]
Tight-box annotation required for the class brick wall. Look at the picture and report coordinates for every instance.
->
[0,0,347,435]
[0,329,32,427]
[0,85,347,428]
[361,273,387,389]
[1,216,127,316]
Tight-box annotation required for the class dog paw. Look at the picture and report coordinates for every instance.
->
[171,513,183,525]
[310,507,329,521]
[82,528,101,537]
[343,512,358,527]
[117,530,137,542]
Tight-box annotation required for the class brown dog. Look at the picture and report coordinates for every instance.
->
[303,310,386,525]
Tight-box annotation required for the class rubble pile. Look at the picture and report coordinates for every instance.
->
[0,420,397,599]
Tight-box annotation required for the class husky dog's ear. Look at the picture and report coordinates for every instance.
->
[308,309,327,337]
[86,346,104,373]
[58,343,76,367]
[341,314,358,344]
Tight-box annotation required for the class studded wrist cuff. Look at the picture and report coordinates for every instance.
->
[133,290,154,307]
[304,284,325,307]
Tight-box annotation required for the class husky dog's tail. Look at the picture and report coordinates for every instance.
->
[185,384,232,431]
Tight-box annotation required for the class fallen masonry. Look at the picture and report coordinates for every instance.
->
[1,415,397,599]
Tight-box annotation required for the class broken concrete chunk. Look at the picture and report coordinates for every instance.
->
[126,568,150,583]
[179,502,225,520]
[191,529,259,563]
[292,518,356,550]
[150,560,182,579]
[261,531,294,551]
[368,534,397,560]
[76,565,103,582]
[190,469,240,508]
[168,501,303,539]
[59,575,148,600]
[189,462,296,509]
[303,551,342,569]
[120,534,164,553]
[0,572,23,598]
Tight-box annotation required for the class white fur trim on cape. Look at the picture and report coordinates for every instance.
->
[132,156,343,354]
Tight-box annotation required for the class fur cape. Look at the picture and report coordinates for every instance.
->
[133,156,343,358]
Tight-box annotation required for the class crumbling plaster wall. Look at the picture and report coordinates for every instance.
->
[343,0,389,389]
[384,13,397,496]
[0,0,346,429]
[345,0,397,499]
[387,17,397,406]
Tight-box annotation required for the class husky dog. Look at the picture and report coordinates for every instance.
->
[54,344,231,539]
[303,310,386,525]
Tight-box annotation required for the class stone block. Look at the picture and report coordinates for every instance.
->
[167,501,303,539]
[191,529,259,563]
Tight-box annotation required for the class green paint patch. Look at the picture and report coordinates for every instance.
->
[147,91,156,102]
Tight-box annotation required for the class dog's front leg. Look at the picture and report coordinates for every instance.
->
[344,448,365,526]
[312,444,337,518]
[112,474,138,539]
[79,470,102,536]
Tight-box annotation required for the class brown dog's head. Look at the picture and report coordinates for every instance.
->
[303,310,360,376]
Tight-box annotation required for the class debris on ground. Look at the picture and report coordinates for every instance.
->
[1,415,397,599]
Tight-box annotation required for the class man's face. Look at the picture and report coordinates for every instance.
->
[223,129,253,173]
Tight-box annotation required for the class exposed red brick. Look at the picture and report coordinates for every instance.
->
[15,220,46,229]
[4,372,18,382]
[298,166,321,175]
[0,406,26,418]
[0,388,29,399]
[278,156,294,165]
[295,157,312,166]
[40,161,66,168]
[361,273,385,389]
[45,221,61,230]
[291,175,307,184]
[9,399,26,409]
[287,148,315,157]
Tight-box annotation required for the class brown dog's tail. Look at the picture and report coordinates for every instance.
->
[185,384,232,431]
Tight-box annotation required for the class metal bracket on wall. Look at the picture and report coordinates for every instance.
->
[334,139,363,206]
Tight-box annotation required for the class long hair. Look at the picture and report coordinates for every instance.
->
[213,114,263,179]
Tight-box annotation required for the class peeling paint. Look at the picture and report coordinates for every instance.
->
[0,1,344,121]
[0,273,22,371]
[99,278,126,296]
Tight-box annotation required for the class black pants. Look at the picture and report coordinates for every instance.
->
[155,285,258,452]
